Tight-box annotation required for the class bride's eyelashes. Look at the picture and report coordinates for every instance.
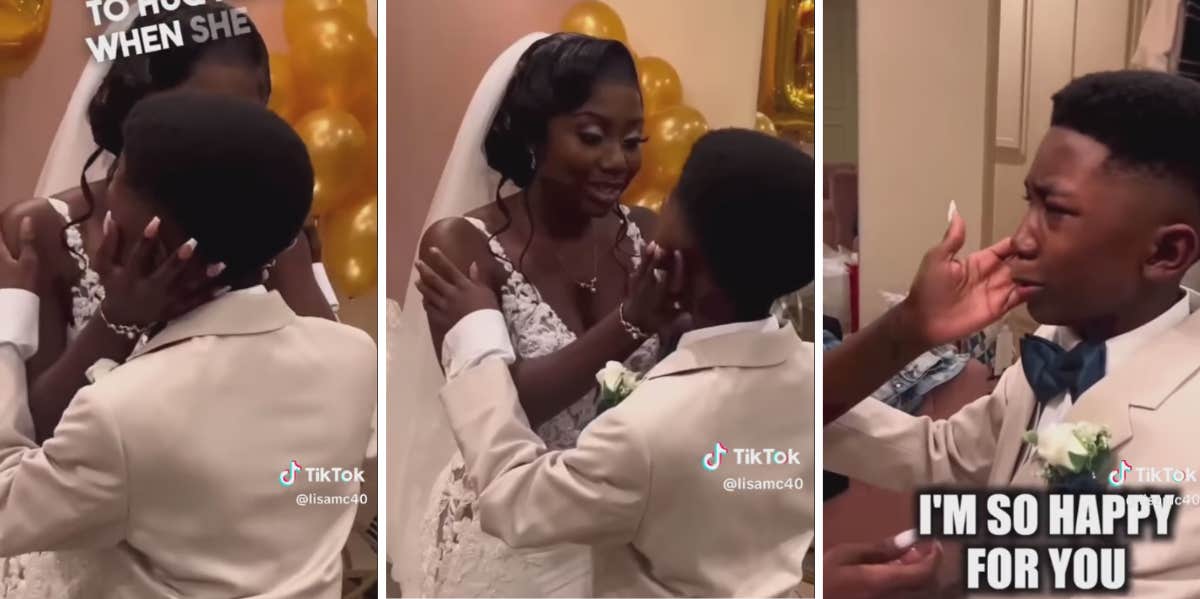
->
[622,135,649,151]
[578,130,604,146]
[576,127,648,150]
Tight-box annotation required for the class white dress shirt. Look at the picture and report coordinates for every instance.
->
[0,289,39,442]
[1035,292,1190,434]
[0,289,39,360]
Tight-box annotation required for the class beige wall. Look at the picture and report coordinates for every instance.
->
[823,0,858,165]
[386,0,767,301]
[857,0,1000,322]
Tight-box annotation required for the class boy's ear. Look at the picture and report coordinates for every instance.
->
[1145,223,1200,282]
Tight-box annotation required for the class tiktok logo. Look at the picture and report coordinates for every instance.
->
[702,443,728,472]
[279,460,302,487]
[1109,459,1132,487]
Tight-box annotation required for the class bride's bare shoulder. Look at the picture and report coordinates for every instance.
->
[419,216,493,268]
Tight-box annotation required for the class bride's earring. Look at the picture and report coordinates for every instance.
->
[528,147,537,172]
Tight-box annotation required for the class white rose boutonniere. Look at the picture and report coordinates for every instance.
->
[1022,422,1113,491]
[595,361,640,415]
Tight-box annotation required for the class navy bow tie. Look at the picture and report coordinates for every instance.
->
[1019,335,1107,404]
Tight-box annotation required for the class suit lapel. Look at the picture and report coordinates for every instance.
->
[989,374,1040,486]
[127,291,296,361]
[642,326,801,381]
[1004,294,1200,485]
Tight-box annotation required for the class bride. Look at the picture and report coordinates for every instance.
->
[389,32,685,596]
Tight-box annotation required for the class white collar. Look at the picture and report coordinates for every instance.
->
[1051,290,1191,370]
[226,285,268,296]
[677,316,780,349]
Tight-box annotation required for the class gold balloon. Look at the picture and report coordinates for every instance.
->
[267,54,302,122]
[637,56,683,116]
[290,8,375,111]
[294,108,369,216]
[319,195,377,299]
[0,0,51,78]
[348,34,378,127]
[642,104,709,188]
[561,1,627,44]
[755,112,779,136]
[356,120,378,197]
[622,185,667,213]
[283,0,368,44]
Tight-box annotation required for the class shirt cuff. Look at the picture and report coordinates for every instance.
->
[442,309,516,381]
[312,263,340,313]
[0,289,38,360]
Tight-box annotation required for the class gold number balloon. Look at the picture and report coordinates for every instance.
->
[294,108,369,217]
[637,56,683,117]
[283,0,368,44]
[0,0,50,78]
[641,104,709,188]
[561,1,627,45]
[289,8,375,111]
[320,195,377,298]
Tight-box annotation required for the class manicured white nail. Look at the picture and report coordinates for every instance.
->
[144,216,161,237]
[103,211,113,235]
[206,262,227,278]
[177,239,197,259]
[893,529,918,550]
[947,200,958,223]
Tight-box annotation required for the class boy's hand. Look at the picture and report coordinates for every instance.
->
[0,217,38,292]
[415,247,499,333]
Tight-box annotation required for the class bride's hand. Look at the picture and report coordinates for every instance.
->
[94,214,227,329]
[622,242,685,333]
[415,247,499,331]
[0,217,37,292]
[896,209,1034,347]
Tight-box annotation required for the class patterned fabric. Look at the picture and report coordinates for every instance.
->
[822,329,969,415]
[418,207,661,597]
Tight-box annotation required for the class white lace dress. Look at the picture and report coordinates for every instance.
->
[0,198,108,598]
[417,209,660,597]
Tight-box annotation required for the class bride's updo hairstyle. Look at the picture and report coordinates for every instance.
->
[482,32,641,273]
[120,92,311,286]
[69,5,270,250]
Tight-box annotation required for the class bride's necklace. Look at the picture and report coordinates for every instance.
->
[552,237,600,294]
[526,189,601,294]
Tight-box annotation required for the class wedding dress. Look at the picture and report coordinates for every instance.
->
[414,212,659,596]
[0,198,111,598]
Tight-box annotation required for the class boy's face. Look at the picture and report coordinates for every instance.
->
[1010,126,1192,327]
[654,194,704,314]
